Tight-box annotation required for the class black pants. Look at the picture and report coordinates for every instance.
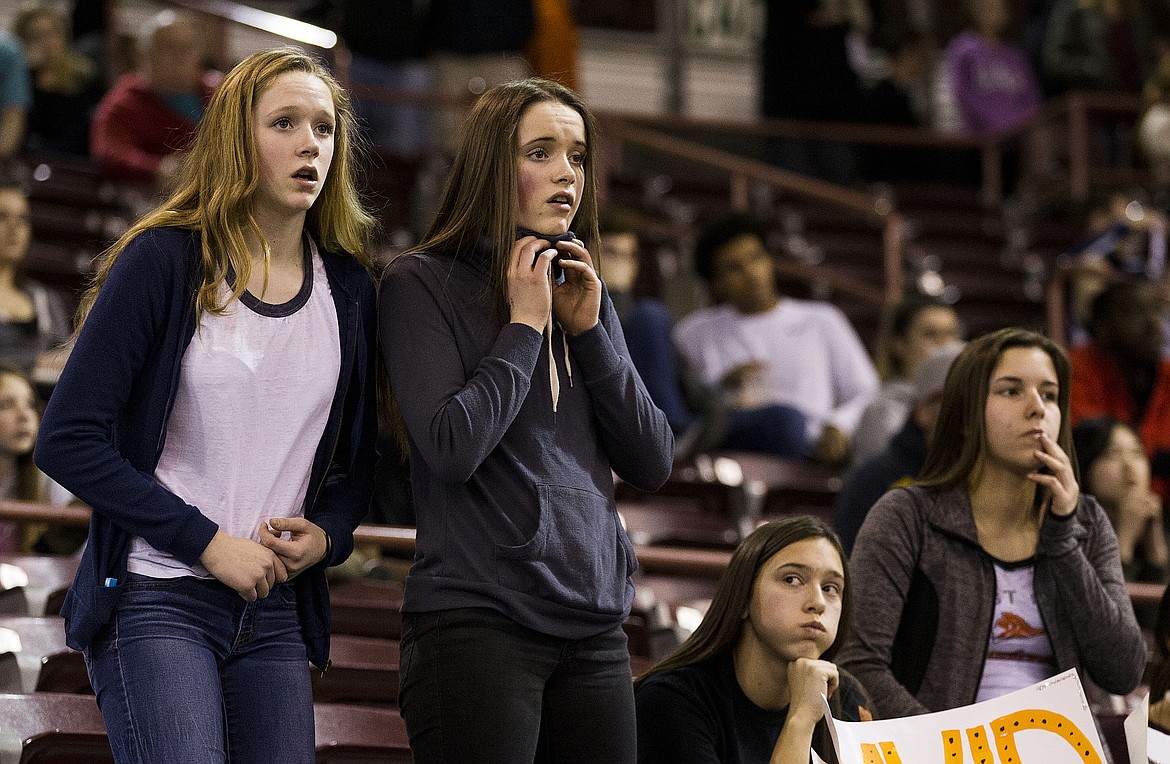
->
[399,607,636,763]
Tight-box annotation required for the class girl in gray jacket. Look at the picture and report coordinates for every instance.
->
[840,328,1145,718]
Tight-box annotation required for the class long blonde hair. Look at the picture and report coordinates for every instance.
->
[76,46,375,331]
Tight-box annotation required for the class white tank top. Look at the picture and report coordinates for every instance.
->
[128,238,340,578]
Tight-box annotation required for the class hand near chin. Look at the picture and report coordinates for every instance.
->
[1028,432,1079,517]
[786,657,839,727]
[551,239,601,335]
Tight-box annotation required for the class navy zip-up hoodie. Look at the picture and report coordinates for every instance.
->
[34,227,378,670]
[380,247,674,638]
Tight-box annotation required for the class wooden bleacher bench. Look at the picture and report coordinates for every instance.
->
[0,556,79,618]
[313,634,399,707]
[313,703,412,763]
[0,692,415,764]
[0,616,74,694]
[0,692,110,764]
[329,578,404,640]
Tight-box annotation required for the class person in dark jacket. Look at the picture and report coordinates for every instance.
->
[380,77,673,763]
[34,47,378,763]
[834,342,964,554]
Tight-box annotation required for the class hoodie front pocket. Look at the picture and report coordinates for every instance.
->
[495,484,634,615]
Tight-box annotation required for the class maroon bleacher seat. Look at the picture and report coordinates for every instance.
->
[0,615,75,693]
[329,578,403,639]
[313,703,412,763]
[0,555,80,617]
[0,692,111,763]
[312,634,399,707]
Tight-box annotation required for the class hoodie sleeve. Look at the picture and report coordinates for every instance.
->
[379,254,545,484]
[565,286,674,491]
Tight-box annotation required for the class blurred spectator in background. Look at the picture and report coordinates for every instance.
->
[0,32,31,158]
[945,0,1042,136]
[834,342,963,554]
[1070,280,1170,500]
[860,23,939,181]
[70,0,110,85]
[0,366,74,554]
[598,209,726,460]
[527,0,579,90]
[675,214,878,467]
[1074,417,1168,582]
[864,23,933,128]
[90,11,218,185]
[1042,0,1156,95]
[427,0,534,154]
[762,0,870,182]
[1060,193,1166,345]
[13,4,102,156]
[851,293,960,467]
[0,179,71,380]
[309,0,432,158]
[600,210,695,437]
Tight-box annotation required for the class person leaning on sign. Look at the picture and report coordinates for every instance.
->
[635,516,873,764]
[839,328,1146,718]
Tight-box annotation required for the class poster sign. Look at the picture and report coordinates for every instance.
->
[822,669,1107,764]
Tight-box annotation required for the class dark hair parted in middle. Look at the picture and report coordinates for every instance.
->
[637,515,852,685]
[917,327,1076,491]
[409,77,601,315]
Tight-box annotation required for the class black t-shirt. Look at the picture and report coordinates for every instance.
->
[636,652,869,764]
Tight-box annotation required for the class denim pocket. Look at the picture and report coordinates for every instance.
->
[495,484,634,614]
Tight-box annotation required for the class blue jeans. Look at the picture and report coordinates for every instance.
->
[84,574,314,764]
[399,607,636,763]
[724,403,810,458]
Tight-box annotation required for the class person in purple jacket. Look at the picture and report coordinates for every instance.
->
[380,77,674,763]
[945,0,1043,136]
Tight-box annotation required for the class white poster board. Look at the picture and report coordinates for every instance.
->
[823,669,1107,764]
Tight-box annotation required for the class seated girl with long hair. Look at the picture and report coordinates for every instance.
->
[635,516,871,764]
[840,328,1145,718]
[0,364,73,553]
[1073,416,1169,582]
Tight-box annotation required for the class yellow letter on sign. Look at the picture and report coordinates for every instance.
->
[988,710,1103,764]
[860,743,904,764]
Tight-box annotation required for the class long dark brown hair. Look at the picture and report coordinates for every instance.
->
[637,516,857,760]
[379,77,602,454]
[410,77,600,304]
[917,327,1076,493]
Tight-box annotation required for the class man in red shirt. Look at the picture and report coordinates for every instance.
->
[1069,279,1170,498]
[90,11,219,185]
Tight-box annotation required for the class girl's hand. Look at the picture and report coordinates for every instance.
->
[259,518,329,579]
[786,657,839,727]
[1028,432,1079,517]
[551,239,601,336]
[507,235,556,332]
[199,530,288,601]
